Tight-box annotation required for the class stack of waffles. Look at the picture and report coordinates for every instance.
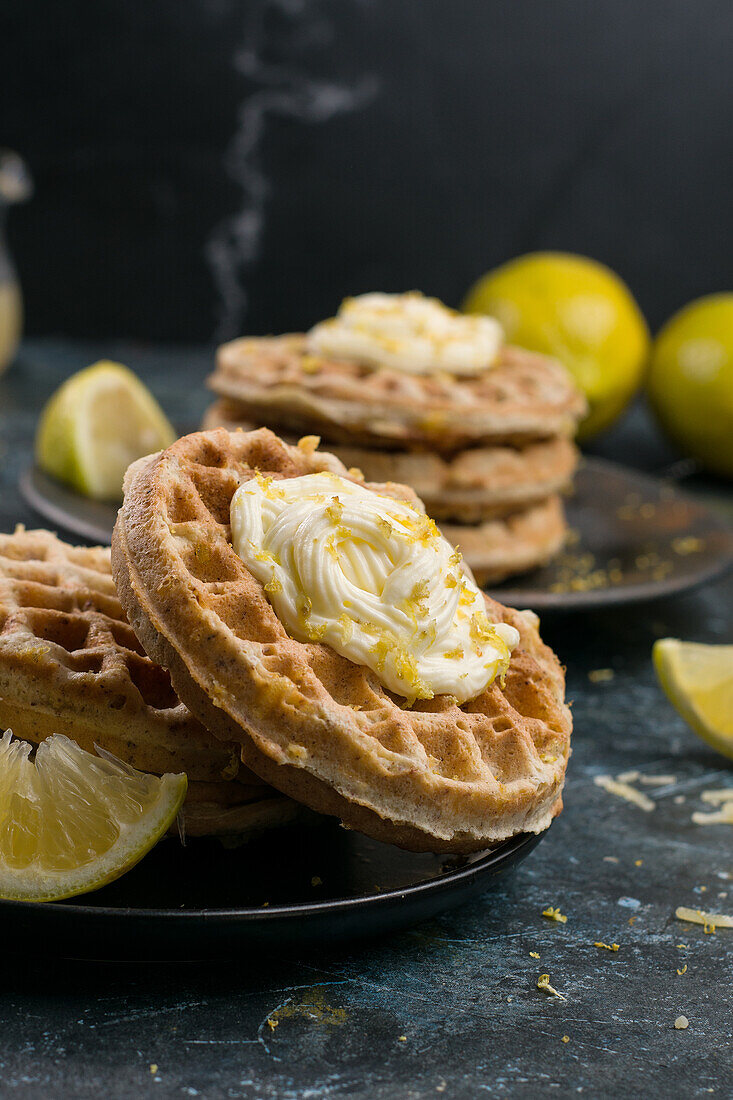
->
[203,292,587,585]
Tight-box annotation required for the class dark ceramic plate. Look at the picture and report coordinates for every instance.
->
[492,457,733,610]
[0,825,543,960]
[21,457,733,611]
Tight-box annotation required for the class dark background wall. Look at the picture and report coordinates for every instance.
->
[2,0,732,343]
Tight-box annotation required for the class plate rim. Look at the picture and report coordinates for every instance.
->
[490,455,733,610]
[0,830,543,924]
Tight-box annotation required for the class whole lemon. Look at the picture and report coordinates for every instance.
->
[647,293,733,478]
[462,251,650,440]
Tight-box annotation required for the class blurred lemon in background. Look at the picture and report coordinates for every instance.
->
[462,251,650,440]
[36,360,176,501]
[647,294,733,479]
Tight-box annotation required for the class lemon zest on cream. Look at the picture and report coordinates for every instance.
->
[230,471,519,703]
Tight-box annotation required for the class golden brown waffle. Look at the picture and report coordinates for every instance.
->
[203,399,578,522]
[211,335,587,451]
[440,496,568,587]
[112,428,572,853]
[0,527,303,838]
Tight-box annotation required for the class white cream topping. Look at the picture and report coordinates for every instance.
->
[307,291,504,376]
[230,471,519,704]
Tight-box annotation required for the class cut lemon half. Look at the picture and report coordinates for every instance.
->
[36,360,176,501]
[0,731,187,902]
[653,639,733,760]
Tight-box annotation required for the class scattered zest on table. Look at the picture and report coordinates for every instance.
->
[537,974,566,1001]
[542,906,568,923]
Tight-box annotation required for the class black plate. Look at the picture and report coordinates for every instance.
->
[0,825,543,960]
[492,456,733,610]
[21,457,733,610]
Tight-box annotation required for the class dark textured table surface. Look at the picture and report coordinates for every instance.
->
[0,341,732,1099]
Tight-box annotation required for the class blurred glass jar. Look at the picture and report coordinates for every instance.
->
[0,150,32,374]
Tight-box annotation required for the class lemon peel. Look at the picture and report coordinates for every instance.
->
[537,974,566,1001]
[542,906,567,923]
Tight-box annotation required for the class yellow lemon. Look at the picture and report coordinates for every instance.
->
[36,360,176,501]
[463,252,650,439]
[653,639,733,762]
[647,294,733,478]
[0,731,186,902]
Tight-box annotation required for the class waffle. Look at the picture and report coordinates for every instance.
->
[440,496,568,587]
[211,335,587,451]
[203,399,578,522]
[0,527,304,838]
[112,428,572,853]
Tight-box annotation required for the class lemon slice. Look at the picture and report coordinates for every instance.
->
[653,639,733,760]
[36,360,176,501]
[0,731,187,902]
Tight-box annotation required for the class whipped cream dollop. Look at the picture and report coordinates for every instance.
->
[230,471,519,704]
[307,292,504,376]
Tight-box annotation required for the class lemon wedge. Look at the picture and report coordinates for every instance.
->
[36,360,176,501]
[0,731,186,902]
[653,639,733,760]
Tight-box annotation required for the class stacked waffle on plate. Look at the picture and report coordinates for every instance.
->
[0,527,305,838]
[203,292,587,585]
[112,426,573,853]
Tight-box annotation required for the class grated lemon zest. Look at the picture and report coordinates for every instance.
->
[297,434,321,454]
[338,614,354,645]
[594,942,619,951]
[326,497,344,525]
[305,622,328,642]
[542,906,567,923]
[537,974,566,1001]
[677,964,687,975]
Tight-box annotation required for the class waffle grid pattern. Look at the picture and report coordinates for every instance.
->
[0,528,304,838]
